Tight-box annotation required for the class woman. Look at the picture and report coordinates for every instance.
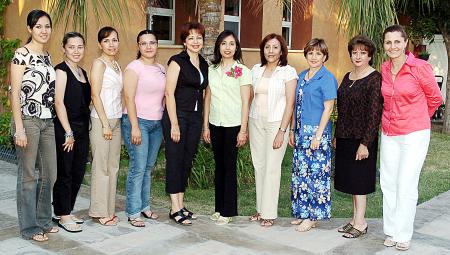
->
[289,38,337,232]
[10,9,58,241]
[380,25,442,251]
[203,30,252,225]
[248,33,297,227]
[89,26,123,226]
[122,30,165,227]
[333,35,383,238]
[162,21,208,226]
[52,32,91,233]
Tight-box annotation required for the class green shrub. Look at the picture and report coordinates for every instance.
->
[0,110,12,148]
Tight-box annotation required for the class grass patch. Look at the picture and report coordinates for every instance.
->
[84,130,450,218]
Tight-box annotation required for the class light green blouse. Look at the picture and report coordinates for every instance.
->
[208,61,252,127]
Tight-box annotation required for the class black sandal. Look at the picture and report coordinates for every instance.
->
[181,207,197,220]
[169,210,192,226]
[337,222,353,233]
[342,226,368,238]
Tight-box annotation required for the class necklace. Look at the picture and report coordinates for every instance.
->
[102,57,120,73]
[306,68,319,80]
[65,61,82,79]
[349,65,370,88]
[390,55,408,79]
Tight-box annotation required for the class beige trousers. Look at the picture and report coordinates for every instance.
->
[88,117,122,218]
[249,117,289,219]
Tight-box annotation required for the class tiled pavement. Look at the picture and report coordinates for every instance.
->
[1,160,449,255]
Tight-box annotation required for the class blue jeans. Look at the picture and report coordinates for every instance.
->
[12,116,57,239]
[121,115,163,218]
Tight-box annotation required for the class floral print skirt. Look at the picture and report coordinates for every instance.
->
[291,124,332,221]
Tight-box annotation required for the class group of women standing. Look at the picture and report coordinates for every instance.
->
[10,9,442,251]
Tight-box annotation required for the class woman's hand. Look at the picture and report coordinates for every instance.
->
[310,138,321,150]
[272,130,285,149]
[63,135,75,152]
[236,131,247,147]
[203,128,211,144]
[14,130,27,148]
[355,144,369,160]
[288,131,295,148]
[131,126,142,145]
[102,125,112,140]
[171,124,180,143]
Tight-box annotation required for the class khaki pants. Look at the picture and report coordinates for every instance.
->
[249,117,289,219]
[88,117,121,218]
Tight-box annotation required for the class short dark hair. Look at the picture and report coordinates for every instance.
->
[259,33,288,67]
[303,38,329,62]
[27,9,52,29]
[98,26,119,43]
[211,30,243,67]
[347,35,376,66]
[180,22,205,43]
[136,30,158,59]
[62,32,85,47]
[383,24,408,42]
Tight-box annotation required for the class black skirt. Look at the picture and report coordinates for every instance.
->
[334,138,378,195]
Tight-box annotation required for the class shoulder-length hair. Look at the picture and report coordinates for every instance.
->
[259,33,288,67]
[211,30,243,67]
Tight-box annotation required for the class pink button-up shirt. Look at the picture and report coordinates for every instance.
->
[381,52,442,136]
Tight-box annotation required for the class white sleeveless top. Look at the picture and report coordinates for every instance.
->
[91,58,123,119]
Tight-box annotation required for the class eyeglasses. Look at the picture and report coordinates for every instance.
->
[138,41,158,47]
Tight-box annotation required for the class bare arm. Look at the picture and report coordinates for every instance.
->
[90,59,112,140]
[10,61,26,147]
[54,69,75,151]
[164,61,181,142]
[273,79,297,149]
[202,86,211,143]
[237,84,251,147]
[123,68,141,145]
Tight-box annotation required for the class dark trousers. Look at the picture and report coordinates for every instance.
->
[52,119,89,216]
[210,124,240,217]
[162,110,202,194]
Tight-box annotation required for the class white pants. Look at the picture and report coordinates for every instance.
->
[249,117,289,219]
[380,129,430,243]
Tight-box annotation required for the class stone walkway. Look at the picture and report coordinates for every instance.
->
[1,160,449,254]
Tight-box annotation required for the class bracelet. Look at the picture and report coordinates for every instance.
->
[289,128,295,133]
[279,127,286,133]
[239,131,247,135]
[14,128,26,138]
[65,131,74,139]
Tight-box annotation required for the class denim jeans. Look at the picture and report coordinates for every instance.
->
[121,115,163,218]
[12,116,57,239]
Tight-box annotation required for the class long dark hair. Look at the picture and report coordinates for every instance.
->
[98,26,119,43]
[136,30,158,59]
[211,30,243,68]
[259,33,288,66]
[26,9,52,43]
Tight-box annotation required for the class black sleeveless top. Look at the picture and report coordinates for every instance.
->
[54,62,91,123]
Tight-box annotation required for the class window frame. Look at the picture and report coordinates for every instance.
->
[282,0,293,48]
[223,0,241,39]
[147,0,175,45]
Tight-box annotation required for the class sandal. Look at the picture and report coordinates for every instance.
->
[169,210,192,226]
[395,242,410,251]
[128,217,145,228]
[97,216,117,226]
[290,219,303,225]
[342,226,367,238]
[53,215,84,224]
[295,220,317,232]
[249,212,261,222]
[337,222,353,233]
[260,219,274,227]
[181,207,197,220]
[58,220,82,233]
[383,236,396,247]
[31,233,48,242]
[141,211,159,220]
[45,226,59,234]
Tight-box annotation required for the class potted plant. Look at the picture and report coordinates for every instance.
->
[418,50,430,61]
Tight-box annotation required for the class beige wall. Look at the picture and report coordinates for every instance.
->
[311,0,353,82]
[4,0,345,77]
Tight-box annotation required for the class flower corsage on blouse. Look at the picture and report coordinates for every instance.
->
[226,66,243,79]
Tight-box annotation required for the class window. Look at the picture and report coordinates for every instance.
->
[224,0,241,38]
[282,0,292,48]
[148,0,175,44]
